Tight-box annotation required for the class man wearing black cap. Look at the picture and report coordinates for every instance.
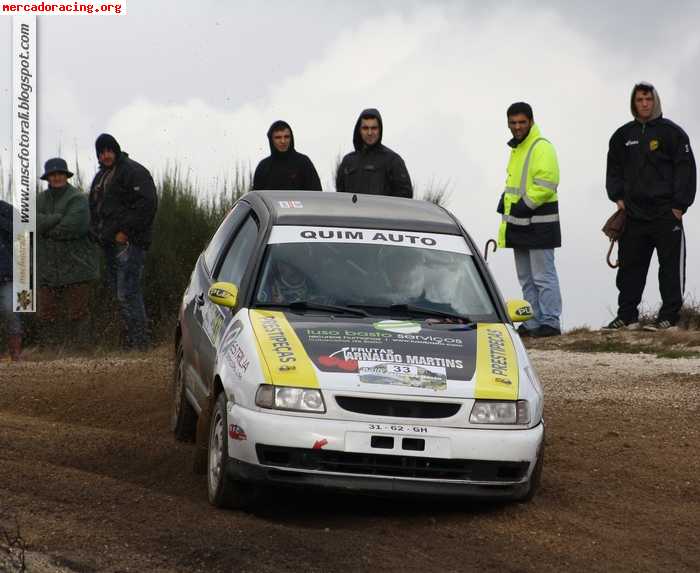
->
[37,157,99,346]
[336,108,412,197]
[88,134,158,350]
[253,120,322,190]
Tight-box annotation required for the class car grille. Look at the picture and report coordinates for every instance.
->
[256,445,528,482]
[335,396,461,418]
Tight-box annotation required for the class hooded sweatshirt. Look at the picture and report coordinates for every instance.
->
[606,83,696,220]
[336,108,413,198]
[252,121,322,191]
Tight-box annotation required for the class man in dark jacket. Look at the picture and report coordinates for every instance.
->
[336,108,412,198]
[37,157,99,345]
[604,82,696,331]
[0,200,23,360]
[253,120,322,190]
[89,134,158,349]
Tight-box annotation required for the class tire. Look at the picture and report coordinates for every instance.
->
[517,444,544,503]
[207,392,258,510]
[171,342,197,442]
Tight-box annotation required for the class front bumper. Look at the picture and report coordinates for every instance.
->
[226,403,544,498]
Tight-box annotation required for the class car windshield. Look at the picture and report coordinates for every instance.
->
[253,227,498,322]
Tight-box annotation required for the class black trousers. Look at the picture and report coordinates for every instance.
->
[617,216,686,323]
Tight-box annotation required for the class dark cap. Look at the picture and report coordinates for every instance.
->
[40,157,73,180]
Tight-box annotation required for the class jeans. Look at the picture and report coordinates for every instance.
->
[104,243,149,348]
[0,280,23,336]
[513,248,562,330]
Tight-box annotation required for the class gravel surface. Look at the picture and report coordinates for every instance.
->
[1,344,698,572]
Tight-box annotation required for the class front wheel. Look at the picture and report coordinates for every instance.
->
[207,392,258,509]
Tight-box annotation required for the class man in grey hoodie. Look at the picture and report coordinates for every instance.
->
[604,82,696,331]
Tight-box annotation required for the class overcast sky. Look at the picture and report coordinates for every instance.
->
[2,0,699,329]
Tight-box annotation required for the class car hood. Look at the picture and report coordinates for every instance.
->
[248,309,521,400]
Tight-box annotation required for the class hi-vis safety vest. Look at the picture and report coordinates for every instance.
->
[498,124,560,249]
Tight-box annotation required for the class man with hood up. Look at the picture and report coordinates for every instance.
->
[88,133,158,350]
[604,82,696,331]
[336,108,412,198]
[252,120,322,191]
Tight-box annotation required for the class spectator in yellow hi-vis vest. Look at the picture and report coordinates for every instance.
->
[497,102,562,337]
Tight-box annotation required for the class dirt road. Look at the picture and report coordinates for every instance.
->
[1,341,699,572]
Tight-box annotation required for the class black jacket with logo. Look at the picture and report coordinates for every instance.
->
[89,152,158,248]
[253,121,322,191]
[606,117,696,221]
[336,108,413,198]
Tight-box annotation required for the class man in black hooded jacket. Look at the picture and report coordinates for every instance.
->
[604,82,696,331]
[89,133,158,349]
[252,120,322,191]
[336,108,412,198]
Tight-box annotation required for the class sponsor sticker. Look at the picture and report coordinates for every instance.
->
[373,320,422,334]
[224,341,250,379]
[249,310,319,388]
[474,324,519,400]
[267,226,470,254]
[359,361,447,391]
[228,424,247,441]
[278,200,303,209]
[294,320,473,382]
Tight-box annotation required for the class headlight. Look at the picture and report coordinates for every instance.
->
[255,384,326,413]
[469,400,530,425]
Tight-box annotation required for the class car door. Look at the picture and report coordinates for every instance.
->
[181,203,251,405]
[191,211,261,404]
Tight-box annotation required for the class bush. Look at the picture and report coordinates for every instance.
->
[2,165,249,352]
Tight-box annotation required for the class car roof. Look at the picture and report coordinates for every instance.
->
[244,191,463,235]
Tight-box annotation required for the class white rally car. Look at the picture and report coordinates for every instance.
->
[172,191,544,508]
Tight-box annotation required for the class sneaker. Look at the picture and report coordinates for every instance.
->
[532,325,561,338]
[602,318,640,331]
[643,320,678,332]
[517,325,536,338]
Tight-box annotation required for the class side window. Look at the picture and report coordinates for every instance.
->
[215,215,259,286]
[203,203,249,273]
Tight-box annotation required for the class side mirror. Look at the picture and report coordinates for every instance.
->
[506,299,533,323]
[208,282,239,308]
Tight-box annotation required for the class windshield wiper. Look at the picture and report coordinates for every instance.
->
[389,304,473,323]
[348,303,472,324]
[255,301,369,317]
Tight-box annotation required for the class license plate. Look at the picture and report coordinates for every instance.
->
[367,423,428,434]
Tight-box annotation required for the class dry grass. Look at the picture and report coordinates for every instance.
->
[527,327,700,359]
